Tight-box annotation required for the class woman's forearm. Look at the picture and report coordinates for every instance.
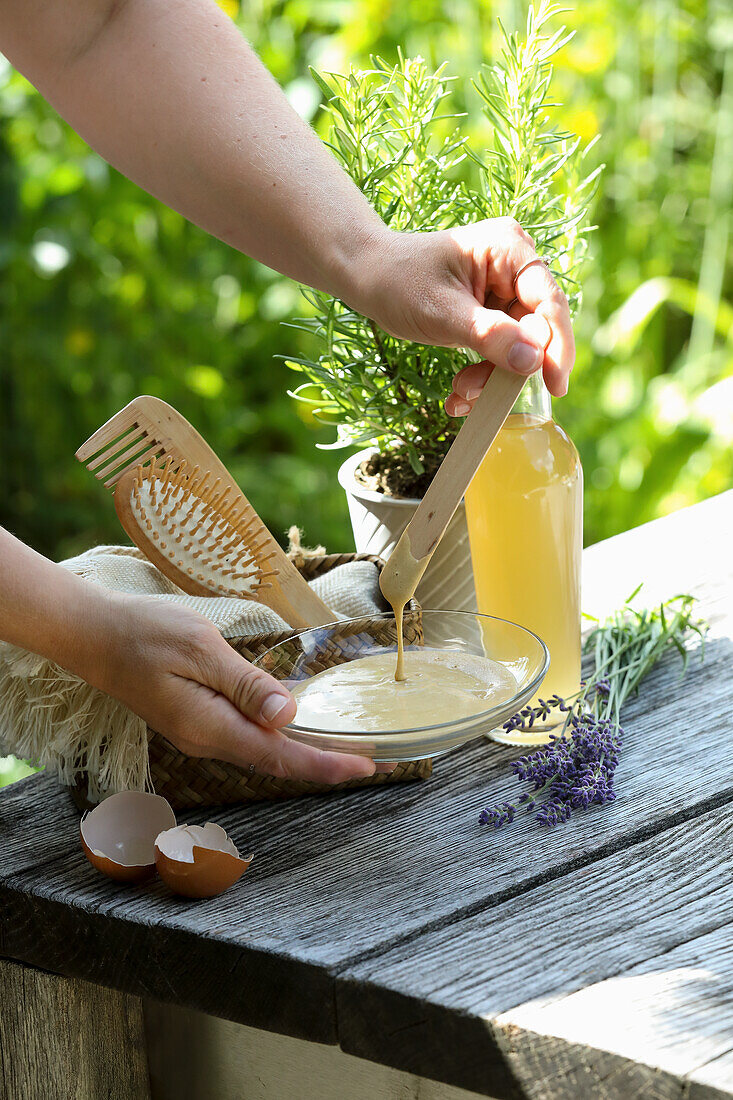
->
[0,0,386,309]
[0,527,111,685]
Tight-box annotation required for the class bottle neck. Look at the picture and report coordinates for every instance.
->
[511,371,552,420]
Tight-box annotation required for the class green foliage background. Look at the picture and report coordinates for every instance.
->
[1,0,732,784]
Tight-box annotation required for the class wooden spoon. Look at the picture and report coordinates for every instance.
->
[379,366,526,677]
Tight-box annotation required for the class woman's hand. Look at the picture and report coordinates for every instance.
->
[359,217,575,402]
[95,594,382,784]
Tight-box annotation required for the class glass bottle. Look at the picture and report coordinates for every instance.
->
[465,372,583,745]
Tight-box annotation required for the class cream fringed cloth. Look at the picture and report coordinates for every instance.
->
[0,545,387,801]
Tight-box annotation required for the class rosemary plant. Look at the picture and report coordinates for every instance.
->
[286,2,601,496]
[480,591,707,829]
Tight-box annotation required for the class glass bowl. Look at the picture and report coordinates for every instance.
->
[253,610,549,761]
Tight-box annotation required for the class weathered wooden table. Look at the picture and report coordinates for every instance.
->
[2,492,732,1100]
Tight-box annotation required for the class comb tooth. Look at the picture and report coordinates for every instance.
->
[220,501,245,527]
[229,547,256,569]
[240,515,259,536]
[86,426,147,472]
[94,438,152,481]
[163,478,178,506]
[188,499,220,537]
[179,466,197,503]
[217,487,234,512]
[216,538,241,559]
[161,455,174,487]
[105,449,164,489]
[76,406,141,463]
[100,443,163,487]
[248,534,271,556]
[190,468,207,497]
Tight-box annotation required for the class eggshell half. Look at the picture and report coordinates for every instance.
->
[80,790,176,883]
[154,823,253,898]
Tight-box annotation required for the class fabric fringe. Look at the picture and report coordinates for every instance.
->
[0,643,151,800]
[287,525,326,567]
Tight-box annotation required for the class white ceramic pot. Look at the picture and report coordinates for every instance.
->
[337,448,477,613]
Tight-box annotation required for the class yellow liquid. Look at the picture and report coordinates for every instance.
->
[465,414,582,745]
[291,648,517,733]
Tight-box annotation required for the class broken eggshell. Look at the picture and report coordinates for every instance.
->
[154,822,253,898]
[80,790,176,883]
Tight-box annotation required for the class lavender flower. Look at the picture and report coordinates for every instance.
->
[480,714,622,828]
[479,592,705,832]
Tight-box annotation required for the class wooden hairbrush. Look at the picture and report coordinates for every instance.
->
[76,396,335,629]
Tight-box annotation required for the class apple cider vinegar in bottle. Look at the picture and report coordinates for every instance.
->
[465,372,582,745]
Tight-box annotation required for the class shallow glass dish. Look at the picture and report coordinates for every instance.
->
[254,610,549,761]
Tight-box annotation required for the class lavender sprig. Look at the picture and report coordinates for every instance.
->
[480,593,706,829]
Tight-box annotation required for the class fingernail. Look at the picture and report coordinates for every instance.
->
[508,341,542,374]
[452,399,472,416]
[350,763,376,779]
[260,693,290,725]
[465,386,483,400]
[376,762,397,774]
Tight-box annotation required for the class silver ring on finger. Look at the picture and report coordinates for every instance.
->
[248,764,256,775]
[513,255,552,290]
[505,297,520,313]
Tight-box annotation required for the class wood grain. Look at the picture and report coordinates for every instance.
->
[0,957,150,1100]
[1,491,732,1099]
[338,804,733,1096]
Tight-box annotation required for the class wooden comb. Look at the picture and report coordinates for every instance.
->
[76,396,335,629]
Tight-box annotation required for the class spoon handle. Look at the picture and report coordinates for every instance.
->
[402,367,526,561]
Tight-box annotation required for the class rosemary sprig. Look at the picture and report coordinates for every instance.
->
[480,592,707,829]
[284,4,602,491]
[469,1,603,312]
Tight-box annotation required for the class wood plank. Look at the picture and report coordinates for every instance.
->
[690,1050,733,1100]
[337,804,733,1097]
[0,583,730,1042]
[0,492,731,1092]
[494,923,733,1100]
[0,956,150,1100]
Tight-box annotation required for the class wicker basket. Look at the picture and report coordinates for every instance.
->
[78,553,429,811]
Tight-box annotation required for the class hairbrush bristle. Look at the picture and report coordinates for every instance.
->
[128,459,278,597]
